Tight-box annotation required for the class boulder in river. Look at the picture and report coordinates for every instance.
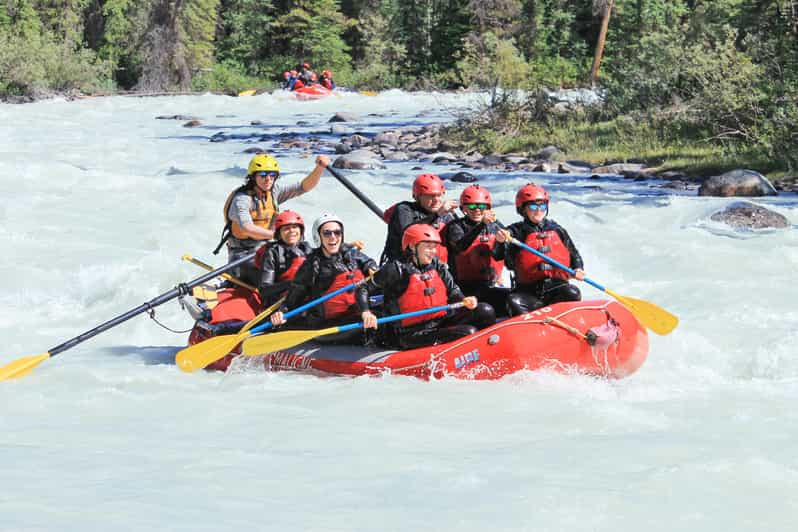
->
[710,201,790,230]
[332,150,386,170]
[329,112,359,123]
[698,169,778,197]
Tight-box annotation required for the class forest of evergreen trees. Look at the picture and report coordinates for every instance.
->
[2,1,796,169]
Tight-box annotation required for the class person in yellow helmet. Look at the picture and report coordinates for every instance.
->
[214,152,330,285]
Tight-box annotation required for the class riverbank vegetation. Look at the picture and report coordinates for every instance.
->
[2,1,796,175]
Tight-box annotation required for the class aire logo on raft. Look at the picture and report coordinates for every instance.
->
[454,349,481,370]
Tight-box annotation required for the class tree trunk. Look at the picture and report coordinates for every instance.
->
[590,0,613,87]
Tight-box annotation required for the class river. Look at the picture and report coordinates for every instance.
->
[1,90,796,531]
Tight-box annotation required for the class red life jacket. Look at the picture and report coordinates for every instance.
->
[322,269,365,319]
[454,232,504,282]
[397,270,448,327]
[278,256,306,282]
[384,202,449,263]
[515,229,571,284]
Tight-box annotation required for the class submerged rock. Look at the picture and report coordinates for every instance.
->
[710,201,790,230]
[698,169,778,197]
[329,112,359,123]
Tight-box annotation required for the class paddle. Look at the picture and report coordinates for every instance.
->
[175,274,373,373]
[242,302,465,355]
[182,255,257,292]
[508,237,678,335]
[0,252,258,381]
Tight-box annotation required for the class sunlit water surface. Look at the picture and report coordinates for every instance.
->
[1,91,796,531]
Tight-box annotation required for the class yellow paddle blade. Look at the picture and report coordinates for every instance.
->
[192,286,218,302]
[240,298,285,334]
[0,353,51,380]
[242,326,340,356]
[238,89,257,97]
[605,289,679,336]
[359,90,378,97]
[175,332,248,373]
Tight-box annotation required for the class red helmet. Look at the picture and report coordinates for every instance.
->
[515,184,549,213]
[303,62,311,69]
[274,210,305,235]
[283,71,290,80]
[402,224,442,251]
[412,173,445,198]
[322,70,331,77]
[460,184,492,207]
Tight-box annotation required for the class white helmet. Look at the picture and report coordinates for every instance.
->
[311,213,344,247]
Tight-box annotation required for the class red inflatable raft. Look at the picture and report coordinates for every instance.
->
[292,85,333,100]
[187,290,648,380]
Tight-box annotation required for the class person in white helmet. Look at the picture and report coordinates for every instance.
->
[270,214,378,344]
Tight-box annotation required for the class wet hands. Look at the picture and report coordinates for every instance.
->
[495,229,512,243]
[463,296,478,310]
[438,199,459,215]
[270,311,286,327]
[361,311,378,329]
[573,268,586,281]
[315,155,330,168]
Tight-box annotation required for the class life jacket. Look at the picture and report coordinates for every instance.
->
[397,269,448,327]
[321,269,365,319]
[383,202,449,264]
[278,256,306,282]
[454,231,504,283]
[515,229,571,284]
[221,188,278,242]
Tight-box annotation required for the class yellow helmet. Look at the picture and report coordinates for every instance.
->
[247,154,280,175]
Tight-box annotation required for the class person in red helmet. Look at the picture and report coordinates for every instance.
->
[380,173,459,264]
[496,184,586,316]
[373,224,495,349]
[319,69,335,90]
[444,184,509,316]
[254,210,313,307]
[297,62,315,85]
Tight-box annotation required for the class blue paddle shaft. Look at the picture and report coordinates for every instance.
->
[510,238,606,292]
[249,277,367,335]
[335,303,462,333]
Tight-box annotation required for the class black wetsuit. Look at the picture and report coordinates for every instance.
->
[502,218,583,315]
[279,244,377,344]
[381,201,454,264]
[257,240,313,307]
[444,216,510,316]
[373,256,495,349]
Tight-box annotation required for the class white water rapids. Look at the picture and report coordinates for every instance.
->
[1,91,797,531]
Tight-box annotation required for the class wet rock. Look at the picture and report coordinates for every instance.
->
[250,120,263,126]
[449,171,477,183]
[480,155,504,166]
[383,150,410,161]
[332,150,386,170]
[659,170,688,181]
[408,138,438,152]
[591,163,646,175]
[242,147,266,154]
[182,120,202,127]
[430,152,458,163]
[698,169,778,197]
[209,132,228,142]
[329,112,358,123]
[296,120,311,126]
[537,145,562,160]
[437,140,461,152]
[167,166,190,175]
[334,143,352,154]
[156,115,198,120]
[532,161,555,173]
[375,131,400,147]
[558,161,592,174]
[710,201,790,229]
[348,134,369,148]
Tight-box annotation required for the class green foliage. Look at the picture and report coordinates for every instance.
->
[217,0,274,73]
[456,32,529,91]
[0,28,109,97]
[191,60,274,93]
[271,0,354,73]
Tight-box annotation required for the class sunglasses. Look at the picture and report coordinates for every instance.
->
[255,171,279,179]
[321,229,343,238]
[465,203,490,210]
[526,203,549,212]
